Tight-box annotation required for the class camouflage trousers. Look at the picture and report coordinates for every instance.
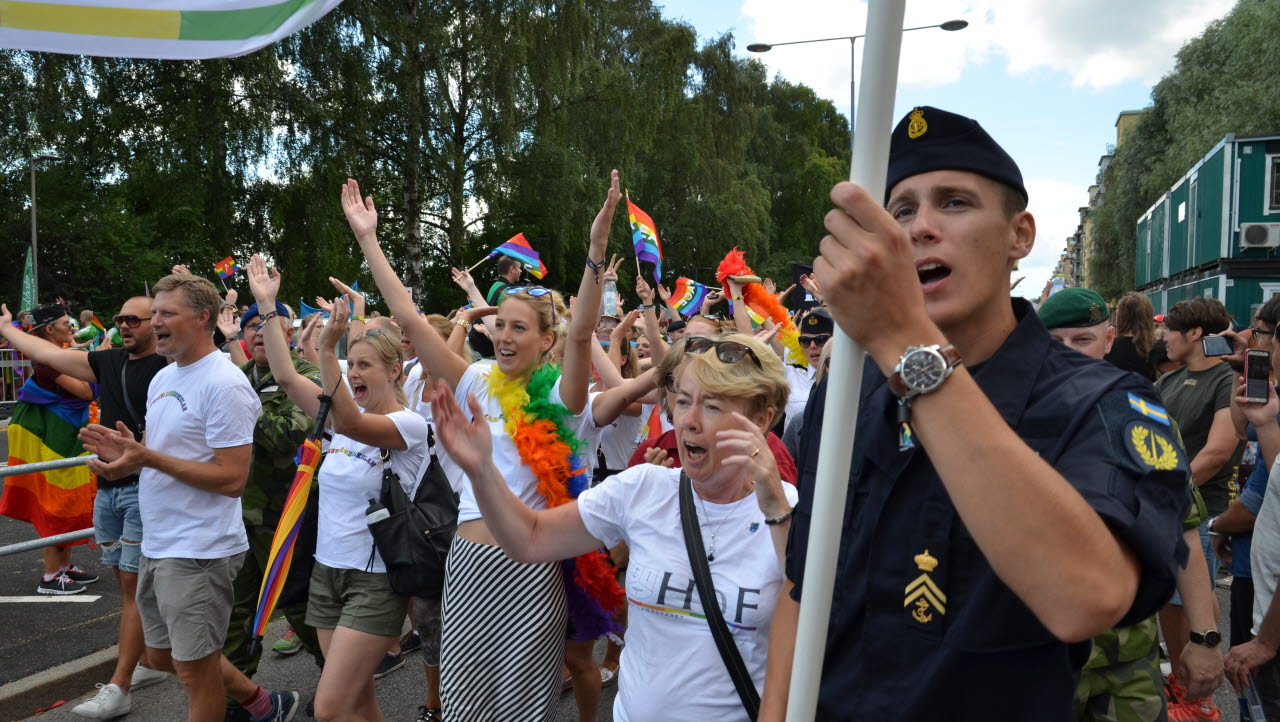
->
[1074,638,1165,722]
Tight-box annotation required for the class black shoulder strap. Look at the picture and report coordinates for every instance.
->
[118,356,145,436]
[679,472,760,720]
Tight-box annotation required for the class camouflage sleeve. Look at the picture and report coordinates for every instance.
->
[254,397,313,458]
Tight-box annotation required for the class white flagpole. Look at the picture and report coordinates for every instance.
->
[785,1,907,719]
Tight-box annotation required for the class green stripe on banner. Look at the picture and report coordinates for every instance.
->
[179,0,320,41]
[10,403,87,460]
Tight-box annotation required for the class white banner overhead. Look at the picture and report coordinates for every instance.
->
[0,0,343,59]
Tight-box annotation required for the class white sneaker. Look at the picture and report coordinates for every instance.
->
[72,683,131,719]
[130,664,167,690]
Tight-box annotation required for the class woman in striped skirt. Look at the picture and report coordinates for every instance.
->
[344,172,622,720]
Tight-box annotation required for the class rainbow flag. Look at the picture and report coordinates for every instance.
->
[626,195,663,283]
[252,437,322,643]
[214,256,241,280]
[89,315,106,339]
[487,233,548,280]
[0,0,343,60]
[0,377,93,539]
[671,277,709,317]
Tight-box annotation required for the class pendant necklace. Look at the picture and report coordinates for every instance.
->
[697,481,754,562]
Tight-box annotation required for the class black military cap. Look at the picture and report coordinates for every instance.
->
[802,308,834,335]
[886,106,1026,204]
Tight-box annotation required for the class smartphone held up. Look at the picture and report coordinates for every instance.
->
[1246,349,1272,404]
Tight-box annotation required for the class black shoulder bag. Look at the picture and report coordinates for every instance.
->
[679,471,761,720]
[366,447,459,600]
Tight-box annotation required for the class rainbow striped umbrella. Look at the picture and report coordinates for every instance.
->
[248,394,331,658]
[0,0,343,60]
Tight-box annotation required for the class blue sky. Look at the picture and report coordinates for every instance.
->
[658,0,1237,300]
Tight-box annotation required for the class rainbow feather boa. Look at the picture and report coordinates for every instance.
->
[716,247,807,367]
[488,364,625,640]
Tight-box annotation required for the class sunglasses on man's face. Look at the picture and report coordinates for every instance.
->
[113,315,151,328]
[799,334,831,348]
[682,336,763,368]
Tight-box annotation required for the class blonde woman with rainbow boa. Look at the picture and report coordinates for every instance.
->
[343,173,624,721]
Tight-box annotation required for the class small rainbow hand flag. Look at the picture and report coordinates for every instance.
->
[487,233,548,280]
[89,315,106,339]
[214,256,241,280]
[626,195,663,284]
[672,277,710,317]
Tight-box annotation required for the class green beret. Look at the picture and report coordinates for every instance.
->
[1038,287,1110,329]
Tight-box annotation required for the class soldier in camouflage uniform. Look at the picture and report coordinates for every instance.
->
[1037,289,1220,721]
[222,302,325,697]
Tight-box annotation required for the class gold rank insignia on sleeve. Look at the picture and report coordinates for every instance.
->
[1125,421,1180,471]
[907,108,928,139]
[905,549,946,624]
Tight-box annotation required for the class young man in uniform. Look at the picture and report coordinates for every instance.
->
[221,302,326,721]
[81,275,298,722]
[762,107,1190,721]
[1040,287,1224,720]
[0,297,171,719]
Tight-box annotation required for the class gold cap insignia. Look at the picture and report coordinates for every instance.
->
[907,108,928,139]
[914,548,938,572]
[807,316,818,326]
[1089,304,1102,323]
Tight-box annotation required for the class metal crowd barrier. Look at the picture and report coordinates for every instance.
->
[0,455,97,557]
[0,347,31,403]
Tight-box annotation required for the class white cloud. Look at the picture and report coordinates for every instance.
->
[1015,178,1089,301]
[740,0,1236,93]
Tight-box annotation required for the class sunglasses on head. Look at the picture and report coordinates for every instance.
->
[504,286,556,326]
[682,336,762,368]
[113,315,151,328]
[799,334,831,347]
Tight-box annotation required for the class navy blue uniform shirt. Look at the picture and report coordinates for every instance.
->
[786,299,1189,721]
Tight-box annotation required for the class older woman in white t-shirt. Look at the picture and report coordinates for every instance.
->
[247,257,427,722]
[434,333,797,721]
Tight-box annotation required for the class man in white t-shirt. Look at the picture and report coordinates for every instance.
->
[81,275,298,722]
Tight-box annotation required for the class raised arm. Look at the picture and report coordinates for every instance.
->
[343,179,470,389]
[246,254,322,418]
[608,307,640,370]
[561,170,622,415]
[328,277,366,341]
[318,298,409,450]
[590,369,655,427]
[433,382,600,561]
[635,276,669,362]
[450,268,498,335]
[216,307,249,366]
[0,304,95,382]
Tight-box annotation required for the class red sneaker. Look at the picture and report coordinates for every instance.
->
[1167,699,1221,722]
[1165,673,1189,704]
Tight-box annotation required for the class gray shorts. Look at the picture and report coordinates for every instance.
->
[137,553,245,662]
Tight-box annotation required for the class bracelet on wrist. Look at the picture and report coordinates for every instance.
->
[455,318,470,328]
[351,315,367,323]
[764,507,795,526]
[254,312,279,332]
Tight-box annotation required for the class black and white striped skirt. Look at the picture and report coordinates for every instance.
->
[440,535,568,721]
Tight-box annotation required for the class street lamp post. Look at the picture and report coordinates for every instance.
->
[29,152,61,304]
[748,19,967,165]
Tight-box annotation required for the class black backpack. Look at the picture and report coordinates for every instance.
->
[366,447,458,600]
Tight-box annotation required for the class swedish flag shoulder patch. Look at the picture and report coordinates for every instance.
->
[1127,393,1170,426]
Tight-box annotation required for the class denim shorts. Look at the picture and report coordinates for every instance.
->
[94,484,143,574]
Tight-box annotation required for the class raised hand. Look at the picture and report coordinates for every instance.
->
[216,307,241,340]
[656,283,672,303]
[314,296,334,314]
[330,277,363,304]
[643,445,674,468]
[763,277,777,295]
[589,170,622,257]
[224,288,239,308]
[601,254,623,284]
[341,178,379,241]
[636,276,655,306]
[450,267,478,293]
[718,412,787,518]
[246,254,281,305]
[319,297,349,350]
[0,304,13,327]
[775,284,796,304]
[171,264,192,276]
[432,381,494,476]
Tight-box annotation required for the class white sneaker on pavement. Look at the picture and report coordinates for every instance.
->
[72,683,131,719]
[130,664,168,690]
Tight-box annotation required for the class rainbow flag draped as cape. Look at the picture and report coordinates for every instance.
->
[0,377,94,538]
[487,233,547,279]
[671,277,710,317]
[626,195,663,283]
[251,437,323,643]
[0,0,344,60]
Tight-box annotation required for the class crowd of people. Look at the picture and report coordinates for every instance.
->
[3,104,1280,722]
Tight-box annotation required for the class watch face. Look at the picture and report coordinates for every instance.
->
[1204,630,1222,647]
[901,347,946,393]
